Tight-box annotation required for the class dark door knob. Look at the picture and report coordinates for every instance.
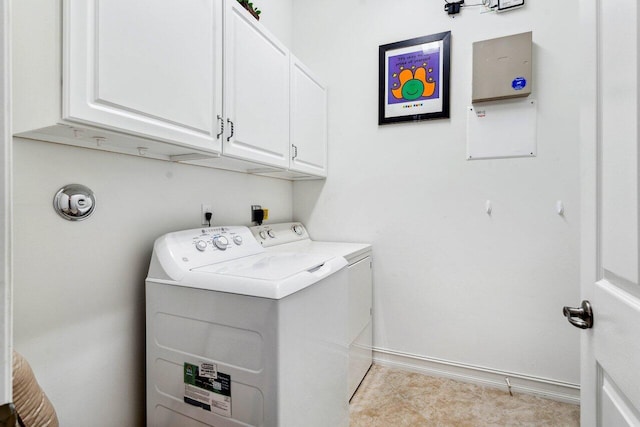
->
[563,300,593,329]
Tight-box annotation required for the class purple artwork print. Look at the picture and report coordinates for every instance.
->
[387,46,440,105]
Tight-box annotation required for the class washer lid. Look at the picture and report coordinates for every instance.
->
[192,252,330,280]
[168,253,348,299]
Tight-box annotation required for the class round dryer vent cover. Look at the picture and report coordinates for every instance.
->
[53,184,96,221]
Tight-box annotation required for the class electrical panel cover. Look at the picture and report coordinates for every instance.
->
[472,31,532,103]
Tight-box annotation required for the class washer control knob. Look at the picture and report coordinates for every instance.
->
[292,224,304,235]
[195,240,208,252]
[259,231,267,240]
[233,235,243,245]
[213,235,229,250]
[267,230,276,238]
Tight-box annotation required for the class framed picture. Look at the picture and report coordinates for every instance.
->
[378,31,451,125]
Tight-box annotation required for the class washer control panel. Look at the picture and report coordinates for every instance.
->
[192,227,247,253]
[250,222,310,247]
[156,226,264,271]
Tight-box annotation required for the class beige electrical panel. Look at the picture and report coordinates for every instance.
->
[472,31,532,103]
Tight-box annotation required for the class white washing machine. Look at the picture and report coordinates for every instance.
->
[250,222,372,400]
[145,226,350,427]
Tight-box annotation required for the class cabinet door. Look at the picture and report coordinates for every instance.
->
[64,0,223,152]
[223,0,290,168]
[290,56,327,177]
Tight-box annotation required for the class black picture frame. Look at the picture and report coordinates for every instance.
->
[378,31,451,125]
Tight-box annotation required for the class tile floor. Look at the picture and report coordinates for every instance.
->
[349,365,580,427]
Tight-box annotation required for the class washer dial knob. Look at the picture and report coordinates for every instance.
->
[233,235,243,245]
[213,235,229,250]
[292,224,304,235]
[195,240,208,252]
[267,230,276,238]
[259,231,267,240]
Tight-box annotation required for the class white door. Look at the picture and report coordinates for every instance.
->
[290,55,327,177]
[575,1,640,425]
[0,0,11,406]
[64,0,223,152]
[223,0,290,169]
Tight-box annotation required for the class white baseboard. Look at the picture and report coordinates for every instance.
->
[372,347,580,405]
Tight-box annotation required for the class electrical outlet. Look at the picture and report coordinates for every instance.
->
[201,204,212,226]
[251,205,261,223]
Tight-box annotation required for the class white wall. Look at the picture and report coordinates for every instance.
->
[292,0,581,390]
[259,0,292,46]
[11,2,294,425]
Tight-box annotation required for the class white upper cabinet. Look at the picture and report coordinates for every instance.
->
[13,0,223,160]
[64,0,223,153]
[290,56,327,177]
[222,0,290,169]
[12,0,327,179]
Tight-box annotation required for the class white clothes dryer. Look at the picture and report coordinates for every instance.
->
[146,225,349,427]
[250,222,373,400]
